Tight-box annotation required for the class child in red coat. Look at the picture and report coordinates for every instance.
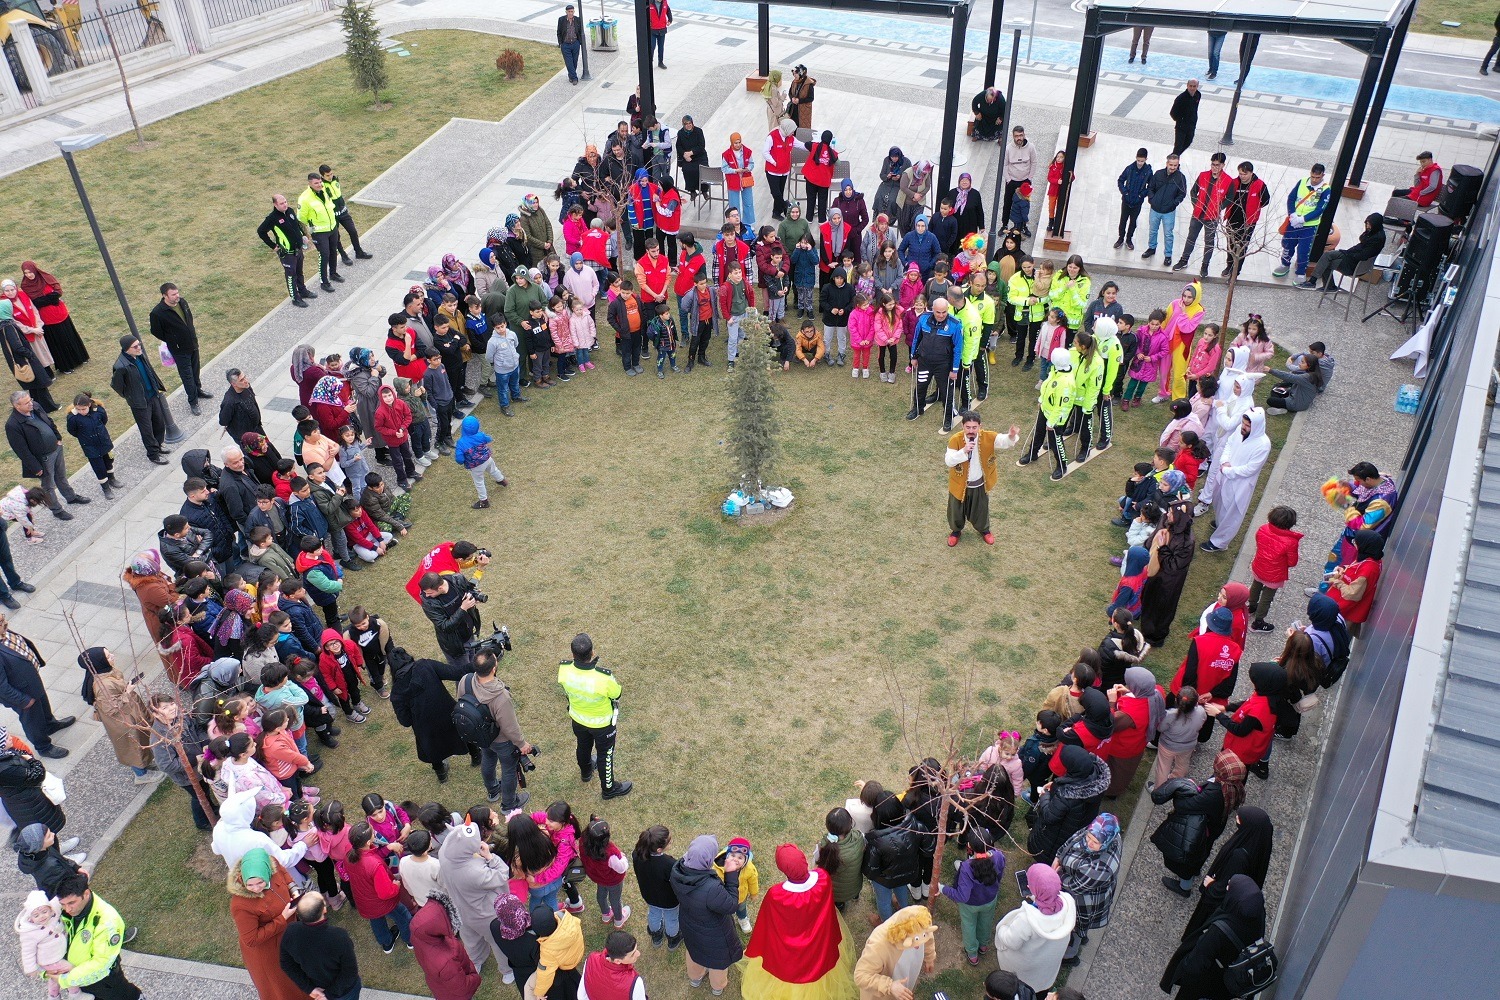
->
[318,628,369,722]
[1248,506,1303,632]
[343,500,393,563]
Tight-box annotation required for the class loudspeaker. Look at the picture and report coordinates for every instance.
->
[1398,211,1455,300]
[1439,164,1483,221]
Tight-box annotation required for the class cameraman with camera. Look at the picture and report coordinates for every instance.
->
[558,633,633,800]
[461,650,534,812]
[419,570,485,670]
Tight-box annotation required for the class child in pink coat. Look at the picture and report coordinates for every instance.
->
[549,297,578,377]
[1123,309,1168,408]
[562,204,588,257]
[15,891,79,997]
[872,295,904,383]
[847,293,876,378]
[568,298,598,371]
[1184,326,1222,397]
[898,262,924,312]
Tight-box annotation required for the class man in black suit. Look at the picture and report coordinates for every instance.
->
[110,335,172,464]
[5,390,89,520]
[148,283,211,416]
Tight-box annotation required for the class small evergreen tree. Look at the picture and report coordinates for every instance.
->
[725,311,781,498]
[341,0,389,101]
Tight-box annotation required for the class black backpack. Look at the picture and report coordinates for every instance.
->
[1215,919,1279,997]
[452,674,498,747]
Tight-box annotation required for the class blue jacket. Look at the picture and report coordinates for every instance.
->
[790,246,819,287]
[898,229,941,277]
[453,415,494,470]
[277,596,323,657]
[1147,167,1188,214]
[1117,161,1152,205]
[64,405,113,458]
[911,312,964,371]
[288,495,328,544]
[930,212,960,256]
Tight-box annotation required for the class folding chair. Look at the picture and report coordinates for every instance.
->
[1316,258,1375,320]
[697,165,727,221]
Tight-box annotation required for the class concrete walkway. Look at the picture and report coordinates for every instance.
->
[0,1,1454,998]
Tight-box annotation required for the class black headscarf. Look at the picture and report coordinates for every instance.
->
[1353,528,1385,560]
[1056,744,1095,784]
[77,646,111,706]
[1217,873,1267,939]
[1206,806,1274,888]
[1071,686,1115,742]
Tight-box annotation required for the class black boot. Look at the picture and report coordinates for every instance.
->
[316,727,339,748]
[667,933,683,951]
[100,482,115,500]
[434,760,450,783]
[649,928,665,948]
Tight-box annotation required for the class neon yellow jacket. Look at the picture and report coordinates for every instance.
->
[1007,271,1045,324]
[1051,274,1092,328]
[1040,368,1074,426]
[956,292,993,365]
[557,660,622,728]
[297,187,338,233]
[57,895,127,991]
[1070,347,1106,410]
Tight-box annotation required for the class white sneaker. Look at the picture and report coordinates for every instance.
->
[65,852,88,864]
[503,972,516,985]
[1192,501,1211,516]
[851,368,859,378]
[737,916,751,933]
[60,837,80,854]
[614,904,632,928]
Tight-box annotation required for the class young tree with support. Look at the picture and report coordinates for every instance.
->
[340,0,389,104]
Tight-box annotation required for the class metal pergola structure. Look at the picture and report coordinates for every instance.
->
[633,0,978,198]
[1053,0,1416,261]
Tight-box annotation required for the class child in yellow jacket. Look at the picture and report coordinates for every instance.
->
[714,837,760,933]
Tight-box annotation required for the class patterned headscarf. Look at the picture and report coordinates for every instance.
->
[129,550,162,577]
[1214,750,1247,814]
[309,375,345,408]
[241,432,269,457]
[492,893,531,939]
[210,589,255,647]
[441,253,472,287]
[1088,813,1120,847]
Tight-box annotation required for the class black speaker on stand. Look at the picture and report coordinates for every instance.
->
[1368,211,1454,326]
[1439,164,1483,224]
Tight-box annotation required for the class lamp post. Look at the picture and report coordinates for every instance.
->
[987,23,1026,253]
[56,133,183,443]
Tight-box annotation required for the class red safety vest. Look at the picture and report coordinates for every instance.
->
[1171,632,1243,706]
[675,251,706,297]
[637,252,671,302]
[723,145,753,191]
[1222,694,1274,767]
[765,129,797,176]
[802,142,837,189]
[656,189,682,235]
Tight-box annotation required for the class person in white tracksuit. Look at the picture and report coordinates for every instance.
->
[1202,407,1271,552]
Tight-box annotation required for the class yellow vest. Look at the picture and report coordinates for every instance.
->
[557,660,621,728]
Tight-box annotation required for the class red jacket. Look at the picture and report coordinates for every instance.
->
[344,509,383,552]
[1190,169,1234,221]
[765,128,797,176]
[1409,161,1443,207]
[655,188,682,235]
[317,627,365,700]
[1250,522,1303,587]
[164,623,212,689]
[635,251,672,302]
[716,279,756,319]
[722,144,754,192]
[343,848,401,919]
[373,390,412,444]
[818,222,851,274]
[648,0,672,31]
[802,142,838,189]
[1102,694,1151,760]
[1174,447,1203,490]
[713,238,751,284]
[410,899,481,1000]
[675,249,707,297]
[1226,176,1270,227]
[1222,694,1275,767]
[1172,632,1243,706]
[582,228,611,268]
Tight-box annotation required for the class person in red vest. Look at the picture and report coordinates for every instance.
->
[647,0,672,69]
[721,133,757,228]
[1170,606,1242,744]
[582,218,613,277]
[818,208,851,287]
[1220,161,1270,279]
[713,224,752,285]
[634,239,673,318]
[1172,152,1232,278]
[654,176,683,262]
[674,232,706,335]
[625,169,660,261]
[1385,150,1444,224]
[385,311,427,382]
[582,930,648,1000]
[403,539,489,601]
[801,129,839,223]
[762,118,806,222]
[1206,661,1283,780]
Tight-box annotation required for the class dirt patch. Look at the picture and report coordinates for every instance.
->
[186,839,227,884]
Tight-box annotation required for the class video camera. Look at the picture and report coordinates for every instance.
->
[464,622,512,657]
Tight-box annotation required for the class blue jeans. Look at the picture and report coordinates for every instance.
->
[648,904,680,937]
[1207,31,1227,75]
[577,347,592,366]
[871,882,910,921]
[532,876,563,913]
[728,187,756,227]
[561,41,581,81]
[1280,227,1316,276]
[495,367,521,406]
[1148,209,1175,257]
[369,902,412,950]
[480,739,520,809]
[651,29,666,65]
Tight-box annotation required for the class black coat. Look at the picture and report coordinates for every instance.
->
[0,752,64,837]
[5,408,62,478]
[946,187,985,240]
[181,497,236,563]
[862,815,929,888]
[389,651,469,764]
[1160,919,1242,1000]
[422,574,481,659]
[1149,778,1227,879]
[18,841,81,893]
[0,320,52,391]
[0,634,47,712]
[219,386,267,442]
[110,351,165,410]
[1026,757,1109,865]
[1170,89,1201,131]
[669,860,742,970]
[218,467,262,533]
[148,297,198,354]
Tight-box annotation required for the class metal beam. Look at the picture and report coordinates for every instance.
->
[758,4,771,78]
[936,0,970,200]
[1311,25,1391,262]
[1351,0,1412,187]
[983,0,1005,89]
[745,0,966,14]
[635,2,656,125]
[1093,11,1390,46]
[986,25,1023,252]
[1053,5,1103,241]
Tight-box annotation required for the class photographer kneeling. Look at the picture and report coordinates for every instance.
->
[462,650,533,812]
[420,570,482,671]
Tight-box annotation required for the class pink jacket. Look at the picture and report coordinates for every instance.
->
[562,265,599,308]
[1186,337,1222,379]
[1128,325,1168,381]
[569,311,597,349]
[847,306,876,349]
[549,311,576,352]
[872,307,903,347]
[898,276,924,311]
[530,812,578,885]
[563,217,588,256]
[1038,322,1067,361]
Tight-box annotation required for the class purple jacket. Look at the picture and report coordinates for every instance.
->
[941,856,1002,906]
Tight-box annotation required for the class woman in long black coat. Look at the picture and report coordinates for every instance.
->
[0,731,64,839]
[1160,874,1266,1000]
[1150,750,1245,895]
[389,647,471,783]
[1183,806,1273,938]
[0,306,57,412]
[669,835,744,992]
[1140,500,1197,647]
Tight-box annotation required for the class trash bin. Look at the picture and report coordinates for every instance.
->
[598,17,618,48]
[588,18,602,47]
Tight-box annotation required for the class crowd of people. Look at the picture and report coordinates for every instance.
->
[0,37,1415,1000]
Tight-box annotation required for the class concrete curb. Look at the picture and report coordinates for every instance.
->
[121,950,428,999]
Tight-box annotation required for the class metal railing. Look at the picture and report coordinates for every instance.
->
[204,0,313,30]
[49,2,172,71]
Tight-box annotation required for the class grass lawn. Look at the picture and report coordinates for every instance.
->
[97,334,1288,1000]
[0,30,557,482]
[1413,0,1499,40]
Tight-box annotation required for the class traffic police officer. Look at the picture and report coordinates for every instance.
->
[1016,347,1076,481]
[297,173,343,293]
[319,163,374,264]
[55,873,142,999]
[256,193,314,307]
[557,633,633,800]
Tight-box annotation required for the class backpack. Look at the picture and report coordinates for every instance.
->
[452,674,499,747]
[1214,919,1279,997]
